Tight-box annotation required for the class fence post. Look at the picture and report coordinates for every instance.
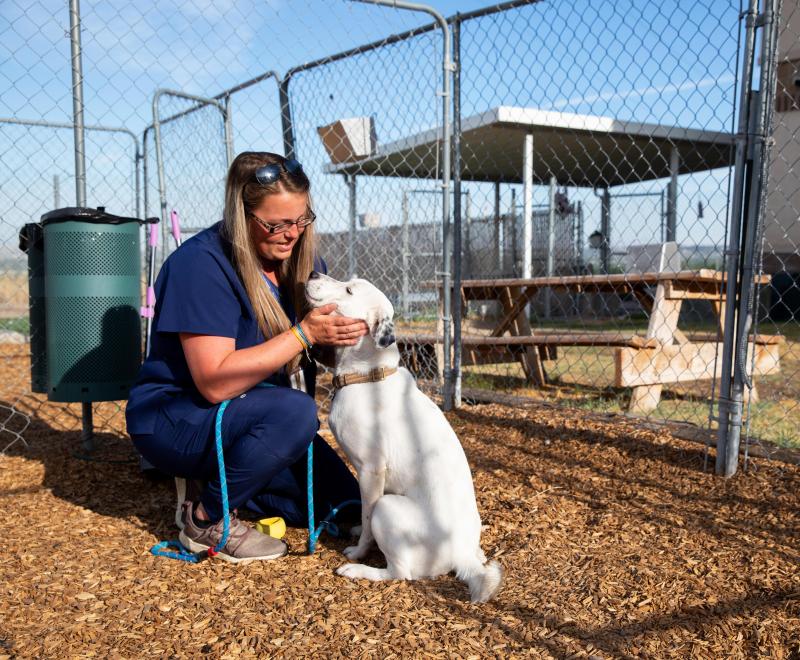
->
[717,0,782,476]
[402,191,409,319]
[279,76,295,159]
[452,13,462,408]
[716,0,769,475]
[347,174,357,279]
[68,0,95,452]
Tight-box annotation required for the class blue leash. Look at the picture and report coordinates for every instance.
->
[149,398,234,563]
[150,382,360,562]
[306,437,360,553]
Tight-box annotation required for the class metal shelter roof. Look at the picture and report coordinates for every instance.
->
[323,106,735,187]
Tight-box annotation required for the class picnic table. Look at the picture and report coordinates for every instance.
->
[397,269,782,413]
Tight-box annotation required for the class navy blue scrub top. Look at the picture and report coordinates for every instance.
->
[125,221,323,436]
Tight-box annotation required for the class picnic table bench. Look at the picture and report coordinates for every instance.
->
[396,269,781,413]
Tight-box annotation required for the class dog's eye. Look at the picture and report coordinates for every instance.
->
[345,287,353,295]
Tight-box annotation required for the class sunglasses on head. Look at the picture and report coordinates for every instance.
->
[254,158,304,185]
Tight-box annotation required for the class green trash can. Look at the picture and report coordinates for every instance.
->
[42,207,143,403]
[19,223,47,393]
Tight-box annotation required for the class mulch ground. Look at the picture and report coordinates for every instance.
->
[1,387,799,658]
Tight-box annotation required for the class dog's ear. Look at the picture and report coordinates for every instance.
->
[370,314,396,348]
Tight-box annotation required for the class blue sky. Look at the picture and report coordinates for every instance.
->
[1,0,745,269]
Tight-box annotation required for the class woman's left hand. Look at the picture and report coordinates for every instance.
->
[300,303,368,346]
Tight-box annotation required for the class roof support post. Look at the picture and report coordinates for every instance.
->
[666,145,679,243]
[347,174,357,279]
[494,181,502,271]
[522,133,534,319]
[545,175,556,319]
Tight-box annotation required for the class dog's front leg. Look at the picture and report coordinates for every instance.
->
[344,467,386,561]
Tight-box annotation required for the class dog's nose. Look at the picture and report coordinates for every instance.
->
[309,270,320,279]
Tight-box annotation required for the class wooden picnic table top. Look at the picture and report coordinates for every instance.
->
[396,331,659,349]
[423,269,771,300]
[452,269,771,289]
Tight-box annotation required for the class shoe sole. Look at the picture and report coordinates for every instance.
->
[178,530,288,564]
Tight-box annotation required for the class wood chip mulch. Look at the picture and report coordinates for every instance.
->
[1,392,799,658]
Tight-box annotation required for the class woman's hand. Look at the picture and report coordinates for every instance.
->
[300,303,368,346]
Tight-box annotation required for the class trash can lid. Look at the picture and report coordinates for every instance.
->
[41,206,146,226]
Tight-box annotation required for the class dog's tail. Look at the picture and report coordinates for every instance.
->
[456,557,504,603]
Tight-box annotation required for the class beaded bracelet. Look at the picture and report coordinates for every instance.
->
[290,324,312,361]
[294,323,313,349]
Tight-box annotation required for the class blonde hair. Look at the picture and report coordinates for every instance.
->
[221,151,317,373]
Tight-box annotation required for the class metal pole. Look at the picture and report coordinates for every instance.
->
[667,145,679,242]
[451,14,462,408]
[279,77,295,159]
[601,188,611,273]
[68,0,94,452]
[402,191,410,319]
[716,0,760,476]
[575,200,584,313]
[740,0,783,467]
[152,96,171,268]
[134,149,141,219]
[494,182,501,271]
[464,191,471,279]
[53,175,60,208]
[576,200,584,272]
[348,174,357,278]
[510,188,518,275]
[546,175,556,318]
[69,0,86,208]
[718,0,781,476]
[223,93,235,166]
[522,134,533,280]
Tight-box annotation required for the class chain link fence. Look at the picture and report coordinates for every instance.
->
[0,0,797,473]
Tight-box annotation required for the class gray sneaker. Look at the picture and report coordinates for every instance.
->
[178,501,288,564]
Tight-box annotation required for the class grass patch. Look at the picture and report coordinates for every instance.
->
[460,341,800,449]
[0,317,29,336]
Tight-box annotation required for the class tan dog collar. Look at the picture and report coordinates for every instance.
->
[332,367,397,390]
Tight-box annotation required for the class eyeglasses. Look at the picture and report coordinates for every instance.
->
[249,209,317,234]
[254,158,304,185]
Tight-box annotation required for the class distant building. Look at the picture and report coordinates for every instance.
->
[765,0,800,275]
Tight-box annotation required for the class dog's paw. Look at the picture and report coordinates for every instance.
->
[349,525,362,538]
[336,563,364,579]
[343,544,367,560]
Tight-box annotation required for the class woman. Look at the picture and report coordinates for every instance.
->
[126,152,367,563]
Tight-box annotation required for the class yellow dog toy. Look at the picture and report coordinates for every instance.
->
[255,516,286,539]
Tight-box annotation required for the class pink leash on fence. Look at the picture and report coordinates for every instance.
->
[142,210,182,354]
[170,209,182,248]
[141,219,159,354]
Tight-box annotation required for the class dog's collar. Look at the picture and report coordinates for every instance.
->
[332,367,397,390]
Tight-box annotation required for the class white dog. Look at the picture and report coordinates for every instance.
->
[306,272,503,603]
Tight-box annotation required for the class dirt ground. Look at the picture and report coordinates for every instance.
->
[1,383,799,659]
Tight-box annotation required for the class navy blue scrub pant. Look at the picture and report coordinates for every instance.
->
[132,386,360,527]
